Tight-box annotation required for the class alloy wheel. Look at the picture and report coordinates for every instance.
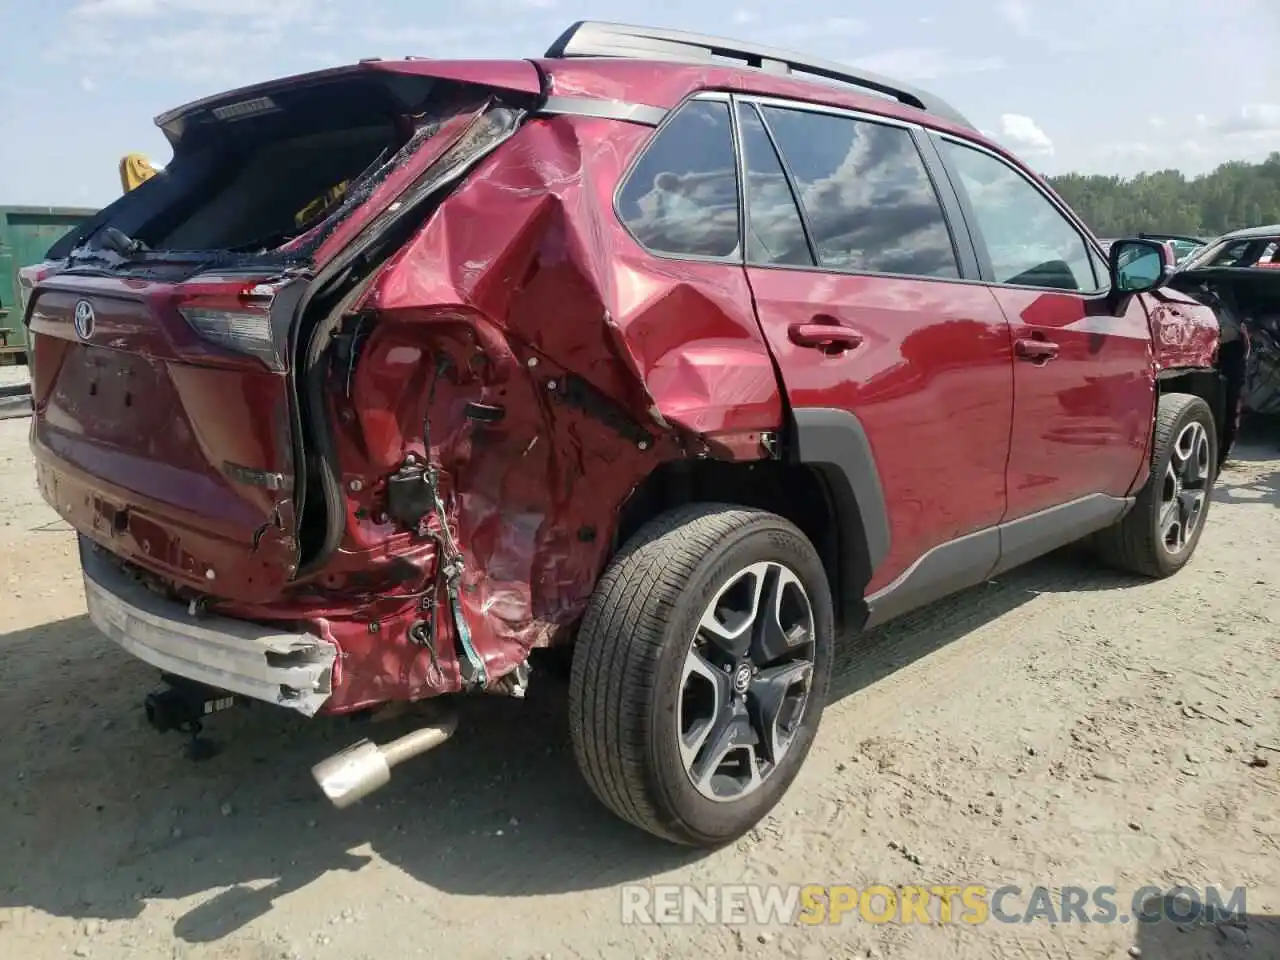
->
[1159,420,1212,554]
[677,561,816,802]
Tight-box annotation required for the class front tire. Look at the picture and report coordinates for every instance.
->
[568,504,835,847]
[1092,392,1217,578]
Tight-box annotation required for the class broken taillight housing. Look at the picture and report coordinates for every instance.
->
[176,281,284,370]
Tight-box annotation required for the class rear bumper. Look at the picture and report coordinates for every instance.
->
[80,537,337,716]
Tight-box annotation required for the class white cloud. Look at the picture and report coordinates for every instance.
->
[80,77,97,93]
[72,0,325,25]
[58,0,338,85]
[998,113,1054,156]
[733,9,758,25]
[773,17,867,44]
[852,47,1004,82]
[71,0,162,16]
[1148,116,1165,129]
[998,0,1031,34]
[1213,103,1280,135]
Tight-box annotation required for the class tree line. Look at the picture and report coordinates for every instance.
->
[1046,152,1280,240]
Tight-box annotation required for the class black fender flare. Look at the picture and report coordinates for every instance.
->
[788,407,890,624]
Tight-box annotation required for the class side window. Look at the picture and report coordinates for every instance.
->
[1208,240,1253,266]
[617,99,740,260]
[758,106,960,279]
[940,139,1096,292]
[737,103,814,267]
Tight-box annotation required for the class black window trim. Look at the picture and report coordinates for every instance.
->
[931,130,1112,297]
[609,90,746,266]
[730,96,820,269]
[733,93,979,285]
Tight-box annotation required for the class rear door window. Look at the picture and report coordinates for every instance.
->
[757,105,960,279]
[737,103,814,267]
[616,99,741,260]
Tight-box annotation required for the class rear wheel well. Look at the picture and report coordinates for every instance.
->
[613,459,873,632]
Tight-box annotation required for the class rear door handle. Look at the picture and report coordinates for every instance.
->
[1014,337,1059,362]
[788,322,864,350]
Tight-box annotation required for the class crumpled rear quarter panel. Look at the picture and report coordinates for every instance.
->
[300,113,783,710]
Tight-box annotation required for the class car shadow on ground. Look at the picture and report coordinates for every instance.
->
[25,413,1280,944]
[1134,893,1279,958]
[1217,421,1280,507]
[0,537,1158,944]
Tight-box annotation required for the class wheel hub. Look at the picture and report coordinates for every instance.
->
[1159,419,1211,555]
[677,560,816,803]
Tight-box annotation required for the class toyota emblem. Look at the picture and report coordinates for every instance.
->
[73,300,96,340]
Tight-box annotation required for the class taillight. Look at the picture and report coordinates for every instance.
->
[17,264,53,321]
[175,280,285,370]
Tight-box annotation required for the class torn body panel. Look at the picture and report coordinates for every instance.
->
[1141,280,1247,468]
[1143,287,1222,374]
[219,113,783,713]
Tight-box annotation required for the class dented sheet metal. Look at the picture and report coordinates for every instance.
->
[81,539,337,716]
[1143,289,1221,373]
[220,112,785,713]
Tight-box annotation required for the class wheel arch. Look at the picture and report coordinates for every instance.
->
[1155,363,1232,467]
[612,407,889,633]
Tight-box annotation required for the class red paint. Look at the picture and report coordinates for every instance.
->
[253,114,776,709]
[992,287,1155,519]
[747,269,1013,593]
[24,50,1227,716]
[1143,291,1221,373]
[29,277,299,603]
[154,60,543,142]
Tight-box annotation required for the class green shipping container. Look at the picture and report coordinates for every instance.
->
[0,205,98,359]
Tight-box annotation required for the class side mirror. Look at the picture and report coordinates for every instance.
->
[1108,238,1173,294]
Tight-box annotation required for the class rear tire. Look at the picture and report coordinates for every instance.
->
[1092,392,1216,578]
[568,504,834,847]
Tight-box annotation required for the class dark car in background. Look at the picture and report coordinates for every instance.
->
[1173,225,1280,417]
[1140,233,1208,264]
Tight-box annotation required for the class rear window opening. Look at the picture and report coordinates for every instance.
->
[154,122,401,252]
[62,72,504,266]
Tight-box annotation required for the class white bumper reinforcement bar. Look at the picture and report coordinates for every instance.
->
[80,537,338,717]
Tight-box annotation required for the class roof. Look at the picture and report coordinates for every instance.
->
[1216,223,1280,241]
[544,21,975,130]
[153,21,984,147]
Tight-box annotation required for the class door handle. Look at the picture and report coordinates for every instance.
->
[788,322,864,350]
[1014,337,1059,362]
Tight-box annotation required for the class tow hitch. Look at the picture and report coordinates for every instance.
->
[143,674,244,760]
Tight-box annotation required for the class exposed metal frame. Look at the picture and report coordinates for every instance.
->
[544,20,976,131]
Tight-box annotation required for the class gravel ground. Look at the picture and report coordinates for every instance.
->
[0,364,31,391]
[0,403,1277,960]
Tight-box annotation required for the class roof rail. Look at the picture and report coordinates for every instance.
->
[544,20,975,131]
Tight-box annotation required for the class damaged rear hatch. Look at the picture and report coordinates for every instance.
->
[26,60,541,603]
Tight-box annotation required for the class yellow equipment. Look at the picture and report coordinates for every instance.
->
[119,154,159,193]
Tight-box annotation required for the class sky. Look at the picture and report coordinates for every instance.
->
[1,0,1277,209]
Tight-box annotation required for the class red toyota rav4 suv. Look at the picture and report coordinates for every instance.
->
[22,22,1230,847]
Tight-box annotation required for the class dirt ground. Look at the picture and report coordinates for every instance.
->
[0,398,1277,960]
